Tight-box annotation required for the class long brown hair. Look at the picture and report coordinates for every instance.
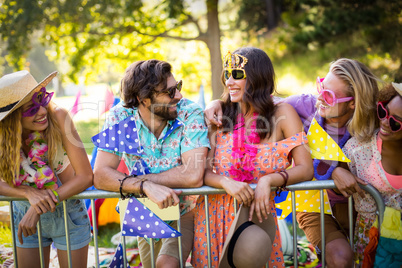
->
[221,47,277,140]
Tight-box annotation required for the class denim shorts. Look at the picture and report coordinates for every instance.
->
[13,199,91,250]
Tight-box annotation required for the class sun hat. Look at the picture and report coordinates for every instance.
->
[219,205,276,268]
[0,70,57,122]
[391,82,402,97]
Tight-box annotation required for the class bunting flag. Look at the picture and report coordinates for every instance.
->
[91,116,143,156]
[275,182,332,220]
[100,87,116,114]
[108,243,131,268]
[307,118,350,162]
[70,89,81,115]
[275,117,352,219]
[120,197,181,239]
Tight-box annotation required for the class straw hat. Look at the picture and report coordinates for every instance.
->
[219,205,276,268]
[0,70,57,121]
[392,82,402,97]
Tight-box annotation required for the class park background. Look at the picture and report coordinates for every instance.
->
[0,0,401,266]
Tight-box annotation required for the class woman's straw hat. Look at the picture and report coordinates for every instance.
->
[0,70,57,121]
[392,82,402,96]
[219,205,276,268]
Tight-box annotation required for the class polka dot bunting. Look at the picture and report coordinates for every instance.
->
[91,116,143,156]
[306,118,350,162]
[121,197,182,239]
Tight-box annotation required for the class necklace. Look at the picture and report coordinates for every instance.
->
[229,113,260,182]
[17,131,58,189]
[313,115,350,180]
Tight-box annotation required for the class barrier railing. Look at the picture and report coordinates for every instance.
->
[0,181,384,268]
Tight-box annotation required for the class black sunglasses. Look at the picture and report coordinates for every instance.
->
[158,80,183,99]
[224,69,246,81]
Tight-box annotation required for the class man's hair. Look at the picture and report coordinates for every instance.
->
[330,58,380,142]
[121,60,172,108]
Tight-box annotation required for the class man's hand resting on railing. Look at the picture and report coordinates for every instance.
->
[17,206,40,244]
[332,167,366,198]
[142,181,182,209]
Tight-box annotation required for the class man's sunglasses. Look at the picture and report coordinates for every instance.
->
[377,101,402,132]
[224,69,246,81]
[316,77,354,106]
[159,80,182,99]
[22,87,54,117]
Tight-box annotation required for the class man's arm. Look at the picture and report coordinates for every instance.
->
[93,151,182,209]
[141,147,208,188]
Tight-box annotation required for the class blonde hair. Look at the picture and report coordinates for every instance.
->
[0,102,63,186]
[330,58,380,142]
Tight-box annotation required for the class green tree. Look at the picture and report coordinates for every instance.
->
[0,0,224,99]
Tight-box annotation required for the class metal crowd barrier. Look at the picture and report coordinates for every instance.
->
[0,181,384,268]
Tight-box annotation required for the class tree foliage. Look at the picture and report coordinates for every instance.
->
[234,0,401,79]
[0,0,224,98]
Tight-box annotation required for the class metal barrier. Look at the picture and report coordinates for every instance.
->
[0,181,384,268]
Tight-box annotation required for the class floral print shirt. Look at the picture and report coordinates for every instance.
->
[99,98,210,214]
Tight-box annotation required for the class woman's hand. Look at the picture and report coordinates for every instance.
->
[142,181,182,209]
[332,167,366,198]
[17,207,40,244]
[249,175,272,222]
[21,185,58,214]
[221,178,254,207]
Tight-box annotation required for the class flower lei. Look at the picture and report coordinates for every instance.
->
[229,113,260,182]
[16,131,58,189]
[313,115,350,180]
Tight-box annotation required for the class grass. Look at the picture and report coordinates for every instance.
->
[74,118,102,155]
[91,223,137,249]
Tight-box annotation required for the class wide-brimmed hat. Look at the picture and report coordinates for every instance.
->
[0,70,57,122]
[392,82,402,97]
[219,205,276,268]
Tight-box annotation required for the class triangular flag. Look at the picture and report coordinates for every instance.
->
[307,118,350,162]
[91,116,143,156]
[70,90,81,115]
[275,182,332,220]
[121,197,181,239]
[100,87,115,114]
[108,243,130,268]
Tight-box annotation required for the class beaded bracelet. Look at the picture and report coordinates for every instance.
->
[275,170,289,196]
[52,190,60,205]
[118,174,136,200]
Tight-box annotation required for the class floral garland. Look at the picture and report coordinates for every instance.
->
[229,113,260,182]
[313,115,350,180]
[16,131,58,189]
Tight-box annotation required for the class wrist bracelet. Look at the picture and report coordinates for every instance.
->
[275,170,289,196]
[52,190,60,205]
[118,174,136,200]
[139,179,147,198]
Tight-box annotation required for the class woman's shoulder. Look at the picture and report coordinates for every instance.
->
[52,105,69,120]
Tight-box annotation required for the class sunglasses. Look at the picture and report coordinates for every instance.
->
[22,87,54,117]
[224,69,246,81]
[316,77,354,106]
[158,80,182,99]
[377,101,402,132]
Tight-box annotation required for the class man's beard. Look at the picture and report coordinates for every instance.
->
[147,100,178,121]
